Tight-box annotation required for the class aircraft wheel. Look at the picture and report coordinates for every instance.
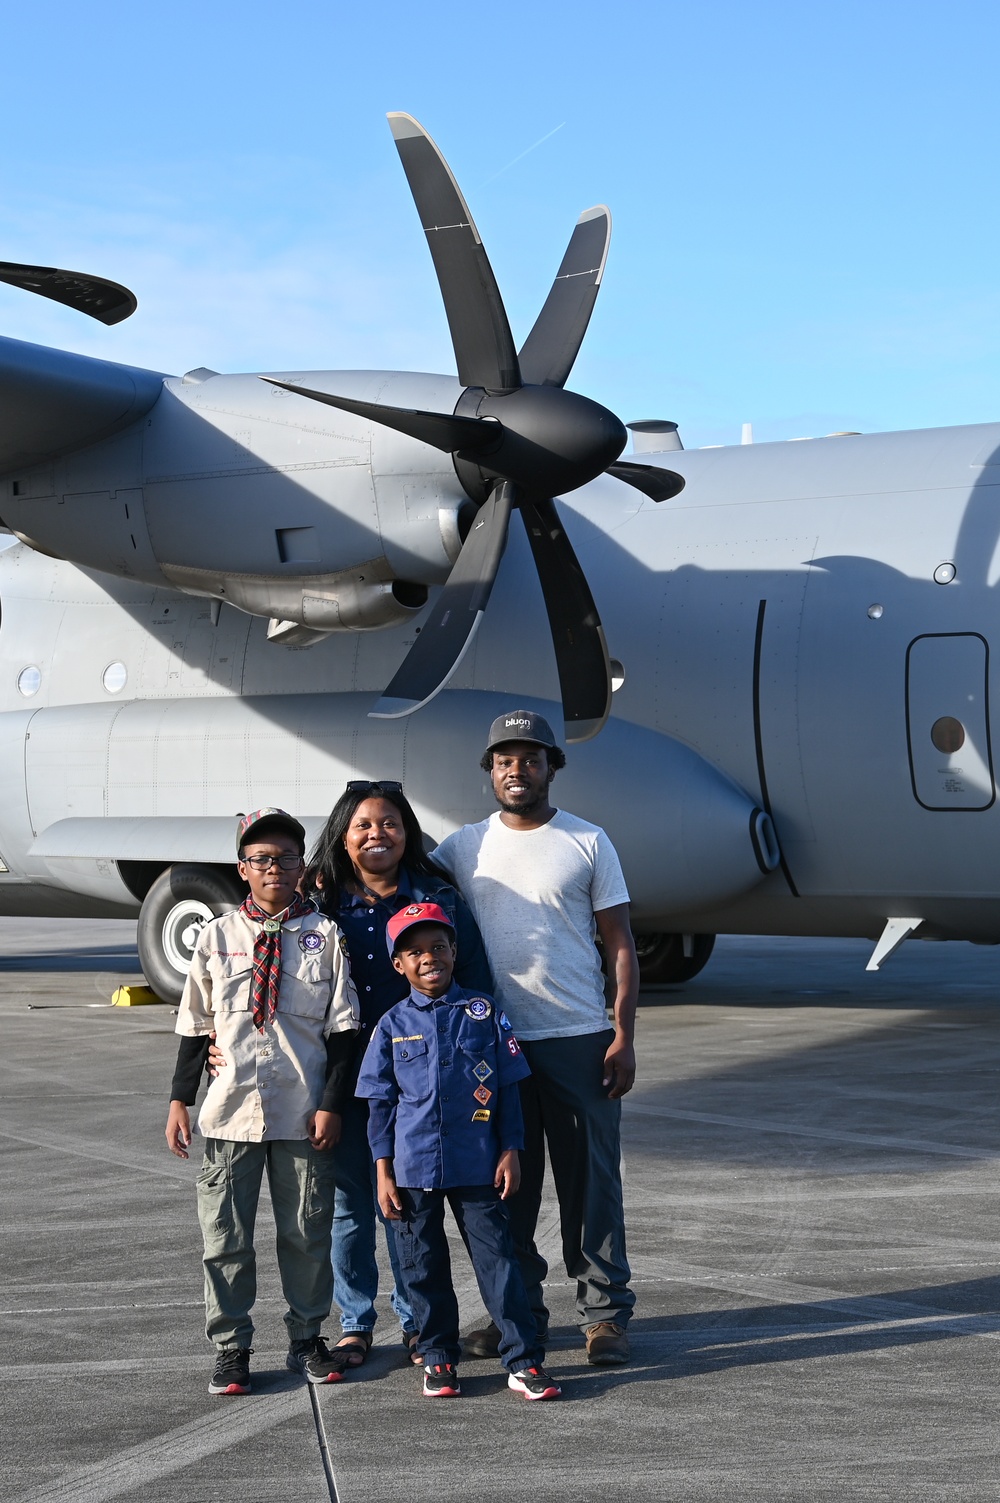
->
[634,932,715,986]
[138,864,246,1002]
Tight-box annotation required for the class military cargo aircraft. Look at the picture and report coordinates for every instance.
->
[0,113,994,999]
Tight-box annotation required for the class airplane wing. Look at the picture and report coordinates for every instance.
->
[0,335,165,476]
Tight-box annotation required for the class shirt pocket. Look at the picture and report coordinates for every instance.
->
[392,1037,432,1100]
[206,953,254,1014]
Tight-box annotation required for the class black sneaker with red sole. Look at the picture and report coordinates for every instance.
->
[209,1346,252,1395]
[507,1365,561,1400]
[423,1363,461,1397]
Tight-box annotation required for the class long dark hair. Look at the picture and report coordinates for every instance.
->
[307,783,439,896]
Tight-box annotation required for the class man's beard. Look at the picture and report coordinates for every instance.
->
[494,785,547,816]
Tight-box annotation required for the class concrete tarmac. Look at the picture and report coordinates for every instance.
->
[2,921,1000,1501]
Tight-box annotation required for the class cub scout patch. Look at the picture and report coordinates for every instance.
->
[403,904,423,916]
[339,934,350,957]
[298,929,325,954]
[506,1036,522,1057]
[472,1109,491,1123]
[498,1011,512,1030]
[473,1084,492,1106]
[464,996,492,1021]
[472,1060,493,1082]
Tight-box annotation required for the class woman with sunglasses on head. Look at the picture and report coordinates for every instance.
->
[306,780,492,1368]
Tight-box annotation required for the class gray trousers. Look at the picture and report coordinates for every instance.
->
[196,1137,336,1350]
[511,1029,635,1333]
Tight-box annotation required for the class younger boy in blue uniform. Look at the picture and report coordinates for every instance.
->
[356,902,561,1400]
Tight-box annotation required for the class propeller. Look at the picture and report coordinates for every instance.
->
[0,261,137,325]
[262,113,684,741]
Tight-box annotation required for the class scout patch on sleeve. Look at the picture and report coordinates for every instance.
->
[339,934,350,957]
[498,1010,513,1030]
[298,929,326,954]
[473,1084,492,1106]
[464,996,492,1021]
[506,1036,522,1057]
[472,1060,493,1082]
[472,1108,491,1122]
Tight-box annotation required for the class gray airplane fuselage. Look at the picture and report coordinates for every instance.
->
[1,364,998,945]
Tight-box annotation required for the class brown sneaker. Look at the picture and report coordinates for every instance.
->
[585,1321,629,1366]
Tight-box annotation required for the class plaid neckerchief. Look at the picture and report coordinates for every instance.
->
[241,892,315,1032]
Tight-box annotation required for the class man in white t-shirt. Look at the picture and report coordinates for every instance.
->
[431,709,638,1366]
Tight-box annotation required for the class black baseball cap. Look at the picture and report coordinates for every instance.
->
[485,709,558,753]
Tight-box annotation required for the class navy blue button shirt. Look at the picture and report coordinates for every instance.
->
[356,981,531,1189]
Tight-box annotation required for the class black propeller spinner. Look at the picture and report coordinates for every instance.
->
[264,112,684,743]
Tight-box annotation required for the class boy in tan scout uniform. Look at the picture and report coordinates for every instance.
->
[165,807,359,1395]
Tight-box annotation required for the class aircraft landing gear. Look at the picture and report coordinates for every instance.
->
[137,864,246,1003]
[634,932,715,986]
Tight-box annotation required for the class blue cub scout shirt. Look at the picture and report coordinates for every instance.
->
[356,981,531,1189]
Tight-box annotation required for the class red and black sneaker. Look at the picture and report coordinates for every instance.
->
[422,1362,461,1397]
[209,1346,252,1395]
[507,1365,561,1400]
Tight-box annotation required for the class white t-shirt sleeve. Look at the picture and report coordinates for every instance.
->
[591,828,630,912]
[429,830,459,883]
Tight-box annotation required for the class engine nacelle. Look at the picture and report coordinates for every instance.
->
[1,364,469,632]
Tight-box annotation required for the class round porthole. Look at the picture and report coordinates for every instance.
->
[930,716,965,754]
[933,562,957,585]
[102,661,128,694]
[610,658,626,692]
[17,665,41,697]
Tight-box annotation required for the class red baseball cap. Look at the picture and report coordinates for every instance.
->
[386,902,456,954]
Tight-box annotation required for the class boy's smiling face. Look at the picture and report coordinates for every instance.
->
[391,923,457,997]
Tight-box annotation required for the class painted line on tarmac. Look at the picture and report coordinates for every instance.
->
[5,1388,313,1503]
[643,1252,1000,1339]
[626,1103,994,1159]
[0,1117,190,1182]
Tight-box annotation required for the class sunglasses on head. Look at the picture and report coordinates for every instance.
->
[346,780,404,795]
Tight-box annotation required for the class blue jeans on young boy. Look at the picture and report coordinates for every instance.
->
[331,1096,415,1336]
[394,1184,542,1370]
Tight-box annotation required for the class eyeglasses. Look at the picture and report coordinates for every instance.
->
[241,853,303,871]
[346,780,404,795]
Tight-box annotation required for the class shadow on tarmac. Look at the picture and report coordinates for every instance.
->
[0,945,140,971]
[541,1276,1000,1384]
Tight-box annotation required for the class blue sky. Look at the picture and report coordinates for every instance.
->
[2,0,1000,447]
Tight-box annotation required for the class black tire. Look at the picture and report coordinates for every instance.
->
[634,932,715,986]
[137,864,246,1003]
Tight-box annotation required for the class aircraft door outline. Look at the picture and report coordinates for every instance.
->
[905,632,995,811]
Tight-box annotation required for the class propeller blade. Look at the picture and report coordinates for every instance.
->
[369,481,515,719]
[0,261,137,325]
[387,112,521,393]
[517,207,611,388]
[260,378,501,456]
[519,496,611,742]
[606,461,686,502]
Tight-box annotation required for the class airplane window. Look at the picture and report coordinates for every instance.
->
[610,659,626,692]
[16,666,40,696]
[102,661,128,694]
[930,716,965,754]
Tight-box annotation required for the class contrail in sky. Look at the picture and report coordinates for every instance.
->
[479,123,566,187]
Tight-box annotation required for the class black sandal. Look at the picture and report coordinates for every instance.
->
[403,1331,422,1365]
[335,1332,373,1367]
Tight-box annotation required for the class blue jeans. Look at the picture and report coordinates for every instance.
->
[394,1184,542,1371]
[330,1095,414,1336]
